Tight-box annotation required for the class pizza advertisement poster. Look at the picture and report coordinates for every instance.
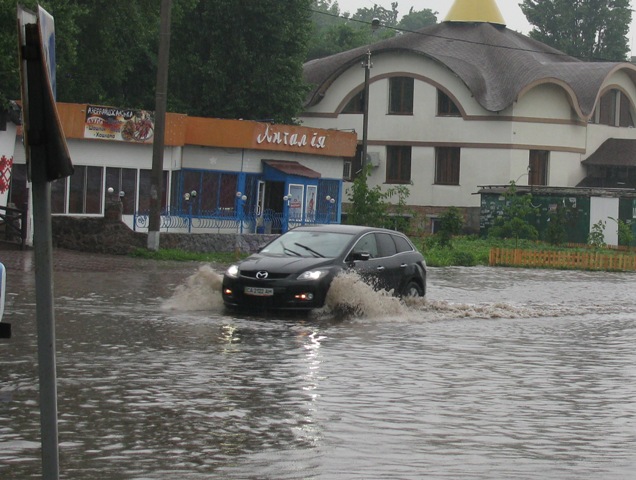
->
[84,105,155,143]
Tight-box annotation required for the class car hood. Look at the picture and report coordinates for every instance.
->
[238,254,338,274]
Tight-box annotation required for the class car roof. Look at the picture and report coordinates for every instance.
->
[290,224,403,236]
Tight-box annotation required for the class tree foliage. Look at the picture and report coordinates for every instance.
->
[307,1,437,60]
[345,164,411,230]
[0,1,440,119]
[397,7,438,32]
[488,182,539,245]
[436,206,464,247]
[0,0,312,123]
[520,0,631,61]
[169,0,312,122]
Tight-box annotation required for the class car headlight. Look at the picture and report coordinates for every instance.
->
[297,269,329,281]
[225,264,239,279]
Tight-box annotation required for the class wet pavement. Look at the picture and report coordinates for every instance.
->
[2,245,636,479]
[0,245,218,274]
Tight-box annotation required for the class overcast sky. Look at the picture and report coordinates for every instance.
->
[335,0,636,54]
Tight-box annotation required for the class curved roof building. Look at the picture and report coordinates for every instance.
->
[304,0,636,119]
[300,0,636,235]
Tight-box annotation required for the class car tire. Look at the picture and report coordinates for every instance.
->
[402,280,423,298]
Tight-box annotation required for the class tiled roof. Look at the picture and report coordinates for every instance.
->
[303,22,636,118]
[582,139,636,166]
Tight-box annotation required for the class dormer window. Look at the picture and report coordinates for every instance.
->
[437,90,461,116]
[592,89,635,127]
[342,90,365,114]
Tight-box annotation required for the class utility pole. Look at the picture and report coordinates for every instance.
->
[148,0,172,251]
[361,49,372,169]
[361,19,379,169]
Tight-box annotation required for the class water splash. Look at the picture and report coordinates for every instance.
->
[404,297,537,320]
[319,271,407,318]
[162,264,224,311]
[163,265,545,320]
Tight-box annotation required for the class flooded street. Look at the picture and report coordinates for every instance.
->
[1,249,636,479]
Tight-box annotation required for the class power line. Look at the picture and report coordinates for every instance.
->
[311,8,631,63]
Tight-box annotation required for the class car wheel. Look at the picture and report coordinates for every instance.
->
[402,281,423,298]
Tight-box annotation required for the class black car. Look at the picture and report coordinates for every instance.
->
[222,224,426,311]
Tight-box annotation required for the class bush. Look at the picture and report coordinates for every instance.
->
[451,250,476,266]
[436,207,464,246]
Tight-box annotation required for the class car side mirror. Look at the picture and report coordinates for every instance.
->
[350,251,371,262]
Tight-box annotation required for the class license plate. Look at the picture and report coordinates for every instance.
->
[244,286,274,297]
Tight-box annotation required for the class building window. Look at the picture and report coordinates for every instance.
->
[619,92,635,127]
[51,177,67,214]
[435,147,460,185]
[172,170,238,215]
[342,90,365,114]
[138,169,169,213]
[437,90,461,116]
[529,150,549,186]
[389,77,414,115]
[598,90,617,125]
[593,89,635,127]
[386,146,411,184]
[69,165,103,214]
[106,167,138,215]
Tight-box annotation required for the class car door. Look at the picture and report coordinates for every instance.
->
[348,233,394,293]
[374,232,403,293]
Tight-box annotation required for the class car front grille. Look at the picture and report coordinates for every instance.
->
[240,270,290,280]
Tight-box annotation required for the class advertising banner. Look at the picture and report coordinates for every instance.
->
[84,105,155,143]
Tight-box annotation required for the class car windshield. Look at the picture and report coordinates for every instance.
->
[261,231,354,258]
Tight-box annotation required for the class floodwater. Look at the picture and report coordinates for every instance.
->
[1,249,636,479]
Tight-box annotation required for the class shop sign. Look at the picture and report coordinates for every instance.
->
[256,124,326,150]
[84,105,155,143]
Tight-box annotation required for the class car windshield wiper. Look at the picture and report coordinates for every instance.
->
[294,242,325,258]
[280,241,302,257]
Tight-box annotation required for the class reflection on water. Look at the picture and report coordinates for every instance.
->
[1,252,636,479]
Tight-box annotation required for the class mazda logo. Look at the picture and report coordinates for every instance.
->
[256,271,269,279]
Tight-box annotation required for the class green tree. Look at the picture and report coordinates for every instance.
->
[345,164,391,227]
[308,1,437,60]
[436,206,464,247]
[397,7,438,32]
[59,0,159,109]
[351,2,399,26]
[0,0,313,123]
[544,205,568,245]
[169,0,312,122]
[0,0,84,109]
[520,0,631,61]
[610,217,634,246]
[588,219,606,248]
[488,182,539,245]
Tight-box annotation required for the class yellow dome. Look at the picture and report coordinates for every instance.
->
[444,0,506,26]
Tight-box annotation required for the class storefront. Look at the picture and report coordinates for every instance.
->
[6,103,357,237]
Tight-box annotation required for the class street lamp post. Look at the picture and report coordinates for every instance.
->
[325,195,336,223]
[183,190,196,233]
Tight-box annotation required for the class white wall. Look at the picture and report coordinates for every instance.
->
[590,196,620,246]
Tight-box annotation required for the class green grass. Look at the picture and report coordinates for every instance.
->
[129,237,635,269]
[420,235,636,267]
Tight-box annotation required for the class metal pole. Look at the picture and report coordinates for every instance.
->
[31,160,59,480]
[148,0,172,250]
[361,49,372,169]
